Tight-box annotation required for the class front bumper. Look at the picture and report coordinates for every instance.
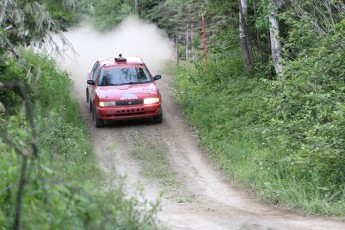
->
[96,103,162,120]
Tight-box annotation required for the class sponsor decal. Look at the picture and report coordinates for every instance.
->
[120,94,138,100]
[103,65,144,70]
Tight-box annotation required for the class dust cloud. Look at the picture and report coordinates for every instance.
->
[58,16,174,88]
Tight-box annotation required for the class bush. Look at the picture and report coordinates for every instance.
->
[170,40,345,215]
[264,42,345,204]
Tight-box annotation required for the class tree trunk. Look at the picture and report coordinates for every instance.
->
[176,37,179,66]
[252,0,263,63]
[0,0,9,27]
[186,24,189,59]
[239,0,255,69]
[134,0,138,15]
[269,0,284,74]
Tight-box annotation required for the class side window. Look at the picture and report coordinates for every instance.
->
[90,62,97,77]
[92,62,100,81]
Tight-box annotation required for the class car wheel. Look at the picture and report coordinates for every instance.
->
[89,99,92,112]
[86,87,89,103]
[86,89,92,112]
[153,109,163,123]
[92,104,104,128]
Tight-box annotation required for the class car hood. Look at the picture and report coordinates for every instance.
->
[96,83,159,100]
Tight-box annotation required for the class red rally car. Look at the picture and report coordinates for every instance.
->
[86,54,163,127]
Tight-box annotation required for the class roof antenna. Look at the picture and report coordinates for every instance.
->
[115,54,126,62]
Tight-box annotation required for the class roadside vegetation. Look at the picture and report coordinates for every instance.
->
[168,1,345,216]
[169,52,345,215]
[0,1,160,229]
[0,49,160,229]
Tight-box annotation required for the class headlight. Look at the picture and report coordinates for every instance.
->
[99,101,116,107]
[144,98,160,105]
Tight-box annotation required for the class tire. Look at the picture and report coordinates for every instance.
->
[89,99,92,112]
[86,89,92,112]
[153,109,163,123]
[92,104,104,128]
[86,88,89,103]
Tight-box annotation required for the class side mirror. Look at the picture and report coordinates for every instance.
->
[87,79,95,85]
[153,75,161,81]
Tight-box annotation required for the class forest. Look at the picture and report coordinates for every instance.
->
[1,0,345,229]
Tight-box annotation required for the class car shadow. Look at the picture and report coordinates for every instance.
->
[102,118,160,129]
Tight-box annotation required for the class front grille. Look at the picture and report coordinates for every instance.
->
[104,108,147,117]
[115,112,146,117]
[116,100,143,106]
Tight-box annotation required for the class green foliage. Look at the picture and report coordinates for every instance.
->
[171,15,345,214]
[38,0,80,30]
[279,10,322,59]
[92,0,134,31]
[1,49,75,116]
[1,0,65,46]
[1,161,160,229]
[263,24,345,209]
[0,51,160,229]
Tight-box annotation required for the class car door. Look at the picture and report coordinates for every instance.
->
[88,61,101,103]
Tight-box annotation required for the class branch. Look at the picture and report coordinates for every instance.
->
[0,184,15,196]
[0,81,38,158]
[0,32,20,59]
[14,155,28,230]
[0,133,28,156]
[289,1,327,36]
[0,81,40,230]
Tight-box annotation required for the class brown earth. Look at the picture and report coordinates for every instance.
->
[69,70,345,230]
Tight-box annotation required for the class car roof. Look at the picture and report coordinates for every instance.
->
[98,56,145,68]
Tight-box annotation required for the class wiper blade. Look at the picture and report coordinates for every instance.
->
[107,82,136,86]
[105,83,121,86]
[110,81,145,86]
[122,81,141,85]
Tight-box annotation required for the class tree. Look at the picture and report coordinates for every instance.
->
[269,0,284,74]
[37,0,80,30]
[92,0,134,31]
[0,0,73,59]
[238,0,254,68]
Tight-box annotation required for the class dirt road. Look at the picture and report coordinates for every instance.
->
[57,20,345,230]
[69,70,345,230]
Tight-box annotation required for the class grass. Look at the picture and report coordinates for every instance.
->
[129,129,196,203]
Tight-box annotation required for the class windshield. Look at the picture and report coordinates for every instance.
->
[98,65,152,86]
